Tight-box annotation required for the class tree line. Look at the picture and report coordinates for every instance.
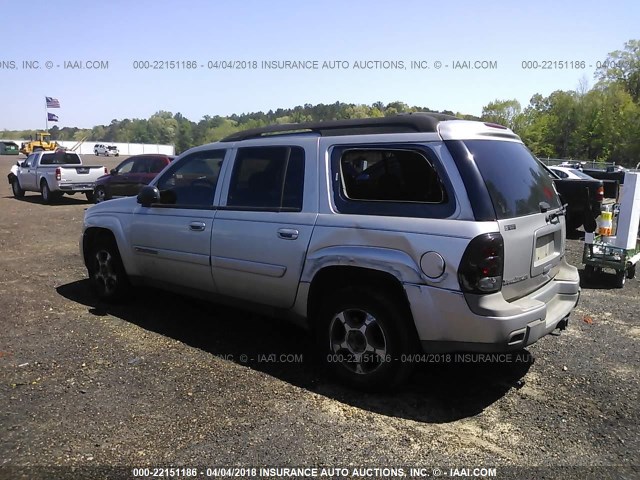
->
[3,40,638,166]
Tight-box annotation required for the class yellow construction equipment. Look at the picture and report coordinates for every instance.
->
[19,132,59,155]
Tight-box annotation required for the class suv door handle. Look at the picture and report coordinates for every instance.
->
[189,221,206,232]
[277,228,299,240]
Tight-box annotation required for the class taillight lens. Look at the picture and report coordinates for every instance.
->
[596,185,604,203]
[55,167,61,181]
[458,233,504,294]
[104,167,108,174]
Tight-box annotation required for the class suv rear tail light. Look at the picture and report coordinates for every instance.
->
[104,167,108,174]
[55,167,61,181]
[458,233,504,294]
[596,185,604,203]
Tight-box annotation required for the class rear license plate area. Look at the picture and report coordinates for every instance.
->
[535,233,555,262]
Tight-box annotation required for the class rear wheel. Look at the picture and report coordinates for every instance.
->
[40,180,53,203]
[85,191,95,203]
[11,178,25,198]
[615,269,626,288]
[626,264,636,280]
[316,288,416,390]
[87,236,130,301]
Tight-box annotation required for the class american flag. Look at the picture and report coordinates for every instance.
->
[46,96,60,108]
[48,113,59,122]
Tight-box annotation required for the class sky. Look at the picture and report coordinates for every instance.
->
[1,0,639,130]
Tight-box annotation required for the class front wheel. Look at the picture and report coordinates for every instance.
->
[94,186,108,203]
[11,178,25,198]
[316,288,416,390]
[87,237,130,301]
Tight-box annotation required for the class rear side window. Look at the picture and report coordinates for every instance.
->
[340,149,446,203]
[150,157,168,173]
[226,146,305,211]
[464,140,561,219]
[132,158,150,173]
[332,145,455,218]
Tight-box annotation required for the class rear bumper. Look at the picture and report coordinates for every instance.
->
[59,183,95,192]
[406,260,580,352]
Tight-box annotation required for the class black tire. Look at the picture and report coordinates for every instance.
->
[11,178,25,198]
[583,264,595,281]
[615,269,626,288]
[565,213,582,231]
[316,287,417,390]
[87,236,130,302]
[94,186,109,203]
[626,264,636,280]
[85,191,95,203]
[40,180,53,203]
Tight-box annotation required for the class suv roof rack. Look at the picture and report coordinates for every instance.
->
[219,112,459,142]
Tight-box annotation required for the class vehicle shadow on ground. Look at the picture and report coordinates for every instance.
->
[579,268,621,290]
[57,280,533,424]
[566,228,585,241]
[4,194,91,205]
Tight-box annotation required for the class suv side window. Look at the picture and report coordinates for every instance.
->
[226,146,304,211]
[332,146,455,218]
[25,154,36,167]
[132,157,150,173]
[118,159,135,174]
[155,149,226,207]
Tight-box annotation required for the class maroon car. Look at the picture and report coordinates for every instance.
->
[93,154,174,203]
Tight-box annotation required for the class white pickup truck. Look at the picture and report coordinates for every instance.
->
[8,150,107,203]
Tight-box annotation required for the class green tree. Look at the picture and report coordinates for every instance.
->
[595,39,640,103]
[481,99,522,130]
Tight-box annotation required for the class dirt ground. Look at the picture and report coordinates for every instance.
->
[0,154,638,480]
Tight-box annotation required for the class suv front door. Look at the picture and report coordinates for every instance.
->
[129,149,227,293]
[211,145,315,308]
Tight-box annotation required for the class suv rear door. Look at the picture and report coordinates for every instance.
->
[452,139,565,301]
[211,144,316,308]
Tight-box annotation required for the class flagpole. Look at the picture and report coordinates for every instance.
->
[45,97,48,132]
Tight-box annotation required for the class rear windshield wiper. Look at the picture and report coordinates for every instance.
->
[545,204,567,223]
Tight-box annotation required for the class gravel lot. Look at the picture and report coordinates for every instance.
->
[0,154,638,479]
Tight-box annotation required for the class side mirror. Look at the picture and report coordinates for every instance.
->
[137,186,160,207]
[110,168,117,175]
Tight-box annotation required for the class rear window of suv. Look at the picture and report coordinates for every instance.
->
[464,140,561,219]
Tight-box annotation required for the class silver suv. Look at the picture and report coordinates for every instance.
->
[94,144,119,156]
[80,114,580,389]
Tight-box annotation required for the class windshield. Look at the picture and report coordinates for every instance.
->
[464,140,561,219]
